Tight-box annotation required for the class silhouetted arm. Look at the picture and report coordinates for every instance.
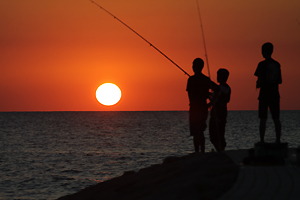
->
[256,77,262,88]
[210,80,219,93]
[279,64,282,84]
[254,62,262,88]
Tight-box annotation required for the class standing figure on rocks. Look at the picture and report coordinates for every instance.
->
[254,42,282,143]
[187,58,219,153]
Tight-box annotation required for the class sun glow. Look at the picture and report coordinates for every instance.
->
[96,83,122,106]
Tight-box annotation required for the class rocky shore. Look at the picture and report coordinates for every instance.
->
[58,152,239,200]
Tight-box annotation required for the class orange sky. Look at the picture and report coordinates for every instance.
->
[1,0,300,111]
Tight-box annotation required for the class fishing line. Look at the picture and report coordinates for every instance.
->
[89,0,190,77]
[297,19,300,29]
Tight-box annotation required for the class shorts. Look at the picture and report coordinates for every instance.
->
[189,109,208,136]
[259,98,280,119]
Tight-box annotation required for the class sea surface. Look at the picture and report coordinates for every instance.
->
[0,111,299,199]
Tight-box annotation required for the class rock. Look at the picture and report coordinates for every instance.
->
[57,152,239,200]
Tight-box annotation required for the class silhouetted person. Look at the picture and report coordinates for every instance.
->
[187,58,219,153]
[209,68,231,152]
[254,42,282,143]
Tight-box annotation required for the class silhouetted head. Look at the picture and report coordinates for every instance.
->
[217,68,229,84]
[192,58,204,74]
[261,42,273,59]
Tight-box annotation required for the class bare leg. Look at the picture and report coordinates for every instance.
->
[200,133,205,153]
[193,134,205,153]
[193,135,200,153]
[259,118,267,143]
[274,119,281,143]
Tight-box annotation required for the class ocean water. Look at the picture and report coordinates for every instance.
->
[0,111,299,199]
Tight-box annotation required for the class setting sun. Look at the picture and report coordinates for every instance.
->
[96,83,122,106]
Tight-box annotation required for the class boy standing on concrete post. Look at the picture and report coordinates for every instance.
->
[254,42,282,143]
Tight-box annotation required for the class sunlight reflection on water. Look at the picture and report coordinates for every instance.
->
[0,111,299,199]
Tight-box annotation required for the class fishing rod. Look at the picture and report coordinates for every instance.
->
[89,0,190,77]
[196,0,211,78]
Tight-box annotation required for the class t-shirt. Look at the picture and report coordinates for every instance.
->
[186,73,218,111]
[254,58,282,100]
[211,84,231,121]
